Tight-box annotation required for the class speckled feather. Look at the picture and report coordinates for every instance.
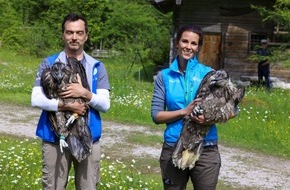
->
[41,57,92,162]
[172,70,245,170]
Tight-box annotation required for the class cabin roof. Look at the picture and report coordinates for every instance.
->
[150,0,176,13]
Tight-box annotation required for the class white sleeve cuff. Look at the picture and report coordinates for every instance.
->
[88,89,110,113]
[31,86,59,111]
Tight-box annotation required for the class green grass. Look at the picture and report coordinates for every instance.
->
[0,135,162,190]
[101,56,155,126]
[218,87,290,158]
[0,135,241,190]
[0,48,290,189]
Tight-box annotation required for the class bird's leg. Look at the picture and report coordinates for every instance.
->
[65,113,79,127]
[59,135,68,153]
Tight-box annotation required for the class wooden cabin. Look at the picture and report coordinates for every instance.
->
[151,0,290,82]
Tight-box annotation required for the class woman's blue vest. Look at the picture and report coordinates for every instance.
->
[162,57,218,145]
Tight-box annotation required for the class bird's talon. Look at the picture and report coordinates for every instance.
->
[65,113,79,126]
[59,136,68,153]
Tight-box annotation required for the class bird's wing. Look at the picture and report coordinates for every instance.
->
[67,57,89,90]
[196,70,216,99]
[41,68,56,99]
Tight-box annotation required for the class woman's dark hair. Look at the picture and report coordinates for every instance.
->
[175,24,204,46]
[62,13,88,33]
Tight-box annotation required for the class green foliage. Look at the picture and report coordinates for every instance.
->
[39,0,109,48]
[0,0,171,66]
[2,23,59,57]
[0,1,21,32]
[252,0,290,28]
[250,1,290,68]
[0,135,162,189]
[100,0,172,65]
[248,44,290,68]
[252,0,290,41]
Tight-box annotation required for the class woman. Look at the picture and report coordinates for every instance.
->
[151,25,220,189]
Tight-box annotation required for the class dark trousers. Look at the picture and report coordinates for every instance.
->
[159,142,221,190]
[258,68,270,89]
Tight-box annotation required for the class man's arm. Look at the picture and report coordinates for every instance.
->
[89,62,110,113]
[31,86,59,111]
[58,82,110,113]
[31,59,59,111]
[58,62,110,113]
[88,89,110,113]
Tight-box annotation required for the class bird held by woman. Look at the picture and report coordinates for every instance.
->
[172,70,245,170]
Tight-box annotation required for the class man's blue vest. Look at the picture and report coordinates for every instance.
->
[36,53,102,143]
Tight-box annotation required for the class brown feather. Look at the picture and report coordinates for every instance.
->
[172,70,245,170]
[41,60,92,162]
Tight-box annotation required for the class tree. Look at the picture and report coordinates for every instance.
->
[0,0,172,64]
[100,0,172,66]
[252,0,290,41]
[250,0,290,68]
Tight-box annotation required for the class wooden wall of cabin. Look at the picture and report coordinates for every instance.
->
[171,0,290,81]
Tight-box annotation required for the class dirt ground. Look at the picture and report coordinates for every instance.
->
[0,103,289,189]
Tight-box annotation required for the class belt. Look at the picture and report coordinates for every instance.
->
[165,142,218,148]
[203,145,218,149]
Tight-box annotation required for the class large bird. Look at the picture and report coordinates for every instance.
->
[172,70,245,170]
[41,57,92,162]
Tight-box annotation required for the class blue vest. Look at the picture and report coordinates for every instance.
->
[161,57,218,144]
[36,53,102,142]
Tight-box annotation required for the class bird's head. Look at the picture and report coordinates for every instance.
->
[210,70,229,87]
[50,62,67,85]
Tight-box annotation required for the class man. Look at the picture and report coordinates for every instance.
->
[31,13,110,190]
[257,39,272,90]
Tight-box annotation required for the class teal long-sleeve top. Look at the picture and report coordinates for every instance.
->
[151,56,218,146]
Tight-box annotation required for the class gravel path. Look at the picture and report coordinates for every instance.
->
[1,104,289,189]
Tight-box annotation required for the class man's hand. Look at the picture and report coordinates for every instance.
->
[58,101,87,116]
[59,83,87,99]
[58,74,92,101]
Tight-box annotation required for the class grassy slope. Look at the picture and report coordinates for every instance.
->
[1,48,289,190]
[0,48,289,159]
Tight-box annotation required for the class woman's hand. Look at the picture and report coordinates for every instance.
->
[181,98,202,117]
[190,113,214,125]
[189,98,215,125]
[190,103,237,125]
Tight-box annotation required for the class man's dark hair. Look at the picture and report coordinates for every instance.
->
[175,24,204,47]
[62,13,88,33]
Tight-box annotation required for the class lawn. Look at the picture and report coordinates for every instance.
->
[0,48,289,189]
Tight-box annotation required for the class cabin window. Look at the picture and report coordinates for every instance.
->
[249,33,267,52]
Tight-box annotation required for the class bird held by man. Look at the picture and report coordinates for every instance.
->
[41,57,92,162]
[172,70,245,170]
